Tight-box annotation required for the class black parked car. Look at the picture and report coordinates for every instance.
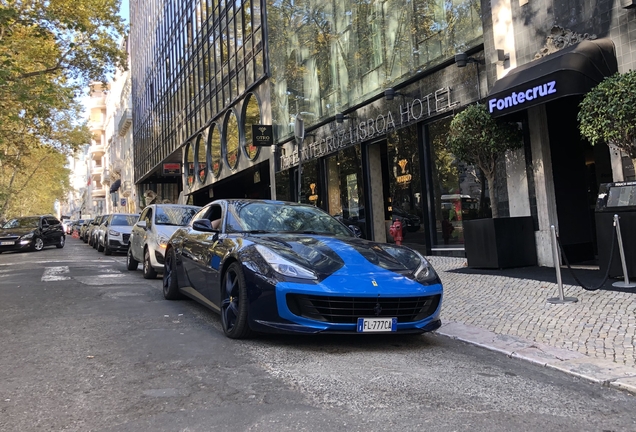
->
[0,215,65,253]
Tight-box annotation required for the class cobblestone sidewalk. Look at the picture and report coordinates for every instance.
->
[429,256,636,366]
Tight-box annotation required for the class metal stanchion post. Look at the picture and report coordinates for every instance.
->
[612,214,636,288]
[547,225,578,304]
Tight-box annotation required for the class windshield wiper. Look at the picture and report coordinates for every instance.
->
[241,230,272,234]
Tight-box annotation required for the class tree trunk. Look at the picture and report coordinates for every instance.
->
[485,173,498,218]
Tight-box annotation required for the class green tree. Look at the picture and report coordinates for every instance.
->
[446,103,522,218]
[0,0,126,217]
[0,146,71,218]
[578,70,636,173]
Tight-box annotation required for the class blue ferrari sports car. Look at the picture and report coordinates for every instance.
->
[163,199,443,339]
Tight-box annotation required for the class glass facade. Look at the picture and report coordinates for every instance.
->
[427,116,484,248]
[266,0,482,141]
[130,0,266,182]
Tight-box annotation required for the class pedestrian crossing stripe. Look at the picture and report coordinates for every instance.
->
[41,266,71,281]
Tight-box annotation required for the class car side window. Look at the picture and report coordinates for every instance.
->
[47,217,60,226]
[191,207,209,223]
[145,209,153,226]
[207,205,223,230]
[41,218,49,227]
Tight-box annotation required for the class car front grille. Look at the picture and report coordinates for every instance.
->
[0,236,19,241]
[122,234,130,244]
[286,294,441,324]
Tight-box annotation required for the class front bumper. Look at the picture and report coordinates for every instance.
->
[244,269,443,335]
[0,239,33,252]
[107,238,130,252]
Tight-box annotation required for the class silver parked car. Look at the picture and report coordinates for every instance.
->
[98,213,139,255]
[127,204,201,278]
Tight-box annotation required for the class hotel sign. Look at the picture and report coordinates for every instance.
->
[252,124,273,146]
[488,80,557,114]
[280,87,458,170]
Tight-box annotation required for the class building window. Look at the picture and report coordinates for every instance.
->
[242,93,261,161]
[195,133,207,183]
[209,123,222,178]
[224,110,240,170]
[184,141,195,188]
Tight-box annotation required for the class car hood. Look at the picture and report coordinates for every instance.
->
[0,227,37,237]
[249,234,421,279]
[108,226,133,234]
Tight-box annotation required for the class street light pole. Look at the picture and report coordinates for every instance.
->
[294,114,305,203]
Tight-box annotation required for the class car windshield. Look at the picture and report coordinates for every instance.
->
[155,206,199,226]
[2,217,39,229]
[110,215,139,226]
[227,202,353,237]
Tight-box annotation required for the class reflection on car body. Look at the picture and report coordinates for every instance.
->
[163,199,443,339]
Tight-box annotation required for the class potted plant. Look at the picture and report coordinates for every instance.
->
[578,70,636,180]
[446,103,536,268]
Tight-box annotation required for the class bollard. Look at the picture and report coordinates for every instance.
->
[547,225,578,304]
[612,214,636,289]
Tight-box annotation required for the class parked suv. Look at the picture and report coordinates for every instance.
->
[97,213,139,255]
[0,215,65,252]
[128,204,201,278]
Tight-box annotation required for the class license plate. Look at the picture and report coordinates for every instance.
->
[357,317,397,332]
[0,241,14,245]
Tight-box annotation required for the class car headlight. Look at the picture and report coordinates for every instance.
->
[413,251,437,282]
[20,232,34,240]
[158,236,169,249]
[254,245,317,280]
[108,230,121,236]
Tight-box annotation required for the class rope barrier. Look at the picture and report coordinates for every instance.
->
[555,227,617,291]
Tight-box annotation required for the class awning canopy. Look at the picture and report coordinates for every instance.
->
[486,39,617,117]
[109,178,121,193]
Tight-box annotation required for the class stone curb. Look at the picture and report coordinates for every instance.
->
[435,321,636,395]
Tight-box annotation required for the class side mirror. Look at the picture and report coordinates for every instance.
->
[136,220,147,229]
[192,219,218,233]
[348,225,362,238]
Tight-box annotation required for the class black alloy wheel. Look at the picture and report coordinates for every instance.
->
[143,248,158,279]
[97,238,104,252]
[220,262,254,339]
[163,248,182,300]
[126,247,138,270]
[56,235,65,249]
[31,236,44,252]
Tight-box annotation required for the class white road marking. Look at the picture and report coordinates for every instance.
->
[42,266,71,281]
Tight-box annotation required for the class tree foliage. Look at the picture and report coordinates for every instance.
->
[0,146,71,218]
[578,70,636,171]
[0,0,126,217]
[446,103,523,218]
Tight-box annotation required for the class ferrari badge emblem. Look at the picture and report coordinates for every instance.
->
[371,279,378,287]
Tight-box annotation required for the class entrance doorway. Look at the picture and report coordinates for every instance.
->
[546,97,612,263]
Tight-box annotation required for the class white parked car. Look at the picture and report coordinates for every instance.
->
[97,213,139,255]
[127,204,201,278]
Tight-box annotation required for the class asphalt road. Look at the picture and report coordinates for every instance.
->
[0,238,634,432]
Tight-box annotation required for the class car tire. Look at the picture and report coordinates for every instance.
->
[143,248,158,279]
[163,248,182,300]
[221,262,254,339]
[126,247,138,270]
[97,239,104,252]
[103,238,112,255]
[31,236,44,252]
[92,236,98,249]
[56,235,65,249]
